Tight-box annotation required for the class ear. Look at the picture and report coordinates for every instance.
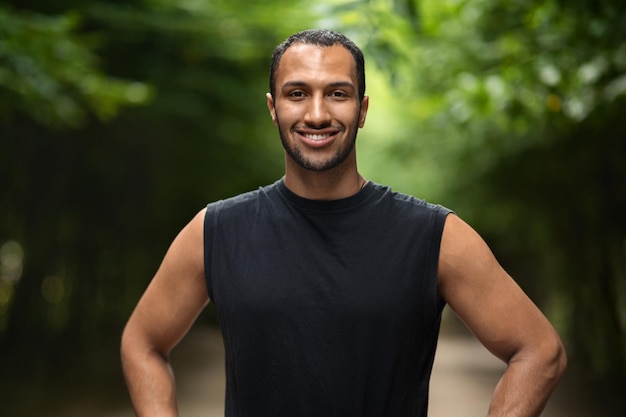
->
[266,93,277,126]
[358,95,369,128]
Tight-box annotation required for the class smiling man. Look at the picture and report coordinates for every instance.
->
[268,41,367,175]
[121,29,566,417]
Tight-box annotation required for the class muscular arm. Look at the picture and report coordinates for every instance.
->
[121,209,209,417]
[438,214,567,417]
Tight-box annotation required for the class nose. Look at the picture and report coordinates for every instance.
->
[304,94,331,127]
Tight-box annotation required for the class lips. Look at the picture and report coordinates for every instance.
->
[296,129,340,148]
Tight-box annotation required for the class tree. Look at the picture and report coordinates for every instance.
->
[0,4,151,128]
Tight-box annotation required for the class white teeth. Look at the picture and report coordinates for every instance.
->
[304,133,331,140]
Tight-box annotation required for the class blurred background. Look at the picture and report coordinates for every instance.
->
[1,0,624,415]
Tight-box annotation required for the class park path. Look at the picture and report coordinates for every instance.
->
[56,317,594,417]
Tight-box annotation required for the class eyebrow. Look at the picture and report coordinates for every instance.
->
[281,81,356,90]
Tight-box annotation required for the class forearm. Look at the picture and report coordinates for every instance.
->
[487,343,566,417]
[122,344,179,417]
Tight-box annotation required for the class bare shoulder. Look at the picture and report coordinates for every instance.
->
[167,207,207,271]
[437,214,504,317]
[155,207,208,303]
[437,213,501,292]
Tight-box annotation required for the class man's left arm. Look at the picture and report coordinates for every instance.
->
[437,214,567,417]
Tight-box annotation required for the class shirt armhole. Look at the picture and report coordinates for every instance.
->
[432,205,453,311]
[204,200,223,303]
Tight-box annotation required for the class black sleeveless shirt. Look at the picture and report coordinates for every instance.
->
[204,179,451,417]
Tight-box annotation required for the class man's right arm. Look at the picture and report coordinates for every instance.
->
[121,209,209,417]
[437,214,566,417]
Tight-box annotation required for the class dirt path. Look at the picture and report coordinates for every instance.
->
[74,320,596,417]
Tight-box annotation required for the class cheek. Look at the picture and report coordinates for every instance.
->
[343,107,364,128]
[335,102,362,121]
[274,105,299,127]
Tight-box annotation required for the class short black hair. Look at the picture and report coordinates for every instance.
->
[269,29,366,100]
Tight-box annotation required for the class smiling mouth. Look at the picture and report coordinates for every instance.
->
[302,133,334,141]
[295,131,338,149]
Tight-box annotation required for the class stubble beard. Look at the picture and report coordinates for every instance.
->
[276,116,359,173]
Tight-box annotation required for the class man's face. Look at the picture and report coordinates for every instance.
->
[267,44,369,172]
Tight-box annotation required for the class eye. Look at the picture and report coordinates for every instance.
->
[287,90,306,100]
[329,90,349,99]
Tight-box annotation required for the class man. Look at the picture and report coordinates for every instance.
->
[121,29,566,417]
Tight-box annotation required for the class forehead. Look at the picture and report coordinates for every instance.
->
[275,44,357,87]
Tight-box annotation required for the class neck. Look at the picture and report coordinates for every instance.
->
[283,159,366,201]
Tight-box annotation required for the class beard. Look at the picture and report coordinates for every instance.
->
[276,116,359,172]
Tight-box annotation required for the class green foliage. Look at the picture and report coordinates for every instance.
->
[0,5,152,128]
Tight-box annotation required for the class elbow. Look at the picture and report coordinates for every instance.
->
[512,331,568,389]
[120,322,150,371]
[120,324,137,371]
[555,339,568,380]
[543,334,568,388]
[120,322,170,372]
